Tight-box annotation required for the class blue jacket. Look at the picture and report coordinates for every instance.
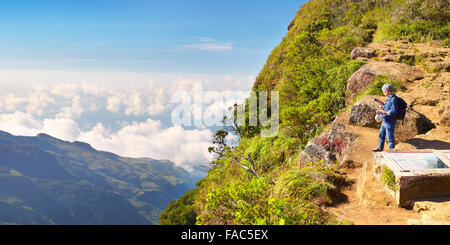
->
[382,94,398,126]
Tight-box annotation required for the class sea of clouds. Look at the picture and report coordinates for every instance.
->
[0,70,254,172]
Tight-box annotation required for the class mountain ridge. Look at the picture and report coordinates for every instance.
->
[0,129,195,225]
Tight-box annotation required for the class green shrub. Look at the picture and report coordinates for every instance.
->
[422,81,432,88]
[380,166,398,191]
[198,176,333,225]
[443,37,450,47]
[362,74,406,96]
[276,167,336,204]
[159,189,198,225]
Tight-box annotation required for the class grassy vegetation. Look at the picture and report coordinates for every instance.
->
[160,189,198,225]
[361,74,406,97]
[422,81,433,88]
[375,21,449,44]
[161,0,449,225]
[373,0,449,45]
[380,166,399,191]
[193,161,344,225]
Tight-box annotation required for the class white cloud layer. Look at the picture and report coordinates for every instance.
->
[0,111,213,172]
[0,71,256,172]
[0,81,176,118]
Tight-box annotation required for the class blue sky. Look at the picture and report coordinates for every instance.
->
[0,0,306,74]
[0,1,307,171]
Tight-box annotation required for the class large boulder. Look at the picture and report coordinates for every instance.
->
[299,139,337,166]
[348,95,435,142]
[298,116,356,166]
[350,47,377,60]
[349,95,383,128]
[396,107,435,142]
[346,68,377,100]
[346,62,425,103]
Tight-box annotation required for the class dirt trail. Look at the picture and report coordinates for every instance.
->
[325,41,450,225]
[328,111,421,225]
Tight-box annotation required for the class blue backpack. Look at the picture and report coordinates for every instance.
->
[393,95,407,120]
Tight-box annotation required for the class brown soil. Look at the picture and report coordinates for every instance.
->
[327,112,422,224]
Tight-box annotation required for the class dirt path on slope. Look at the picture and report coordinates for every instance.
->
[325,41,450,225]
[327,111,421,225]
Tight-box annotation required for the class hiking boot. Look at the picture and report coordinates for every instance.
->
[372,148,382,152]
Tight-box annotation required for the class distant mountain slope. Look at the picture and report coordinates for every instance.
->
[0,130,195,225]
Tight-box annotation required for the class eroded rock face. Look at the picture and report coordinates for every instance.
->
[346,62,425,103]
[438,103,450,126]
[348,95,435,142]
[299,140,337,166]
[398,54,415,64]
[439,111,450,126]
[298,117,356,166]
[349,95,383,128]
[350,47,377,60]
[396,107,436,142]
[413,200,450,223]
[346,68,377,99]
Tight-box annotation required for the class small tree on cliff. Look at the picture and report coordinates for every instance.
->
[208,130,229,167]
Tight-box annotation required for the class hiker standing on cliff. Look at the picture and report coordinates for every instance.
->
[372,84,400,152]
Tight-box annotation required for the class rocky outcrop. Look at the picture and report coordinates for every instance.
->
[438,103,450,126]
[395,107,435,142]
[378,53,416,64]
[409,200,450,225]
[298,116,356,166]
[440,111,450,126]
[348,95,435,142]
[349,95,383,128]
[350,47,377,60]
[346,62,425,103]
[346,68,377,100]
[398,54,415,64]
[297,93,435,166]
[299,139,338,166]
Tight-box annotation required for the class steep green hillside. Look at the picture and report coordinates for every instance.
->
[0,130,195,225]
[161,0,449,225]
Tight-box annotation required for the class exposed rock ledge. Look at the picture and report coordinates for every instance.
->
[349,95,435,142]
[297,114,356,166]
[350,47,377,60]
[346,62,424,103]
[299,94,436,167]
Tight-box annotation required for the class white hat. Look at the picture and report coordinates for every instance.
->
[375,114,382,123]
